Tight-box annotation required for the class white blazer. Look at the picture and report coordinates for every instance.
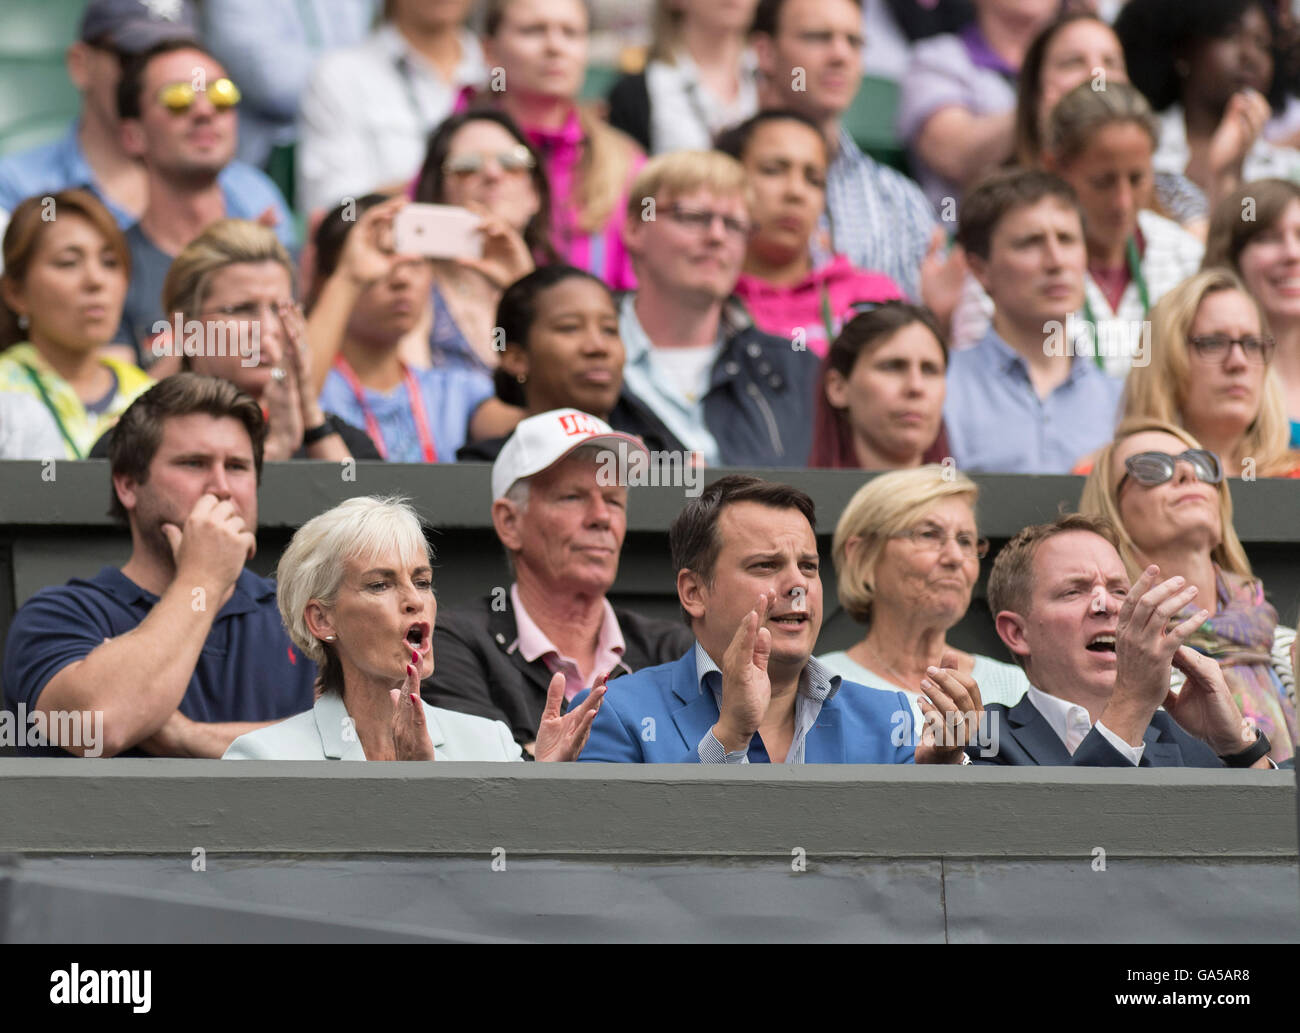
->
[222,691,524,761]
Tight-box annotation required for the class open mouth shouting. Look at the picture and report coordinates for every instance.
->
[1084,631,1116,656]
[404,621,431,657]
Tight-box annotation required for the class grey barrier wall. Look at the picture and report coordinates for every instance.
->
[0,462,1297,940]
[0,760,1296,943]
[2,461,1299,670]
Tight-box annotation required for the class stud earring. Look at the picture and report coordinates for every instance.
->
[323,634,336,642]
[17,314,29,331]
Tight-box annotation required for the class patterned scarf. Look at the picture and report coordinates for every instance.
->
[1175,568,1295,763]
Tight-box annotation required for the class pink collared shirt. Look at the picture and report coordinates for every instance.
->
[510,584,626,701]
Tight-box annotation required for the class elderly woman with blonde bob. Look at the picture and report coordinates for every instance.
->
[1080,417,1296,762]
[817,466,1031,718]
[1117,267,1300,478]
[224,496,604,761]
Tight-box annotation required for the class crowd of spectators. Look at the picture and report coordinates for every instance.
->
[0,0,1296,767]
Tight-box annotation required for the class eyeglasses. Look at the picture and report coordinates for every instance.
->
[890,525,989,559]
[1187,334,1275,365]
[442,146,536,177]
[1116,449,1224,497]
[667,204,753,239]
[157,78,242,114]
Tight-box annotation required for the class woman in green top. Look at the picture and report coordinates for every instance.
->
[0,189,152,458]
[817,465,1032,721]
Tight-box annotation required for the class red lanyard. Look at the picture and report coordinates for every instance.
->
[332,356,438,462]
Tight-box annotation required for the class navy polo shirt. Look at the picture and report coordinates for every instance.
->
[2,567,316,756]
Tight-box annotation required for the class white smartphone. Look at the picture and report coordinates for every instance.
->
[393,204,484,260]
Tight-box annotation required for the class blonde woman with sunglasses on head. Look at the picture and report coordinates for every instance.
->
[1080,417,1296,763]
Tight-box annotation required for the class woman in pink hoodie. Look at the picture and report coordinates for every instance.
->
[458,0,644,290]
[718,110,904,357]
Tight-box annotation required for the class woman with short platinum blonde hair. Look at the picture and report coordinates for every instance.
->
[224,496,604,761]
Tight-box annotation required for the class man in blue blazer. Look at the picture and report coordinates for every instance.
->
[576,476,982,764]
[970,515,1273,769]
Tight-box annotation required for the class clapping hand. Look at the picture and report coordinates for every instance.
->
[390,648,436,761]
[711,593,774,753]
[1168,645,1255,758]
[534,672,606,762]
[914,651,984,764]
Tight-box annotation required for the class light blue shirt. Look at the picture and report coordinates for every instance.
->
[0,123,297,250]
[943,326,1123,473]
[694,642,839,764]
[319,363,493,462]
[618,293,722,466]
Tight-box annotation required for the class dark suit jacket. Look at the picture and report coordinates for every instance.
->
[421,593,694,747]
[968,696,1225,767]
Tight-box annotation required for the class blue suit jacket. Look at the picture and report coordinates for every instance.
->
[968,697,1224,767]
[575,650,916,763]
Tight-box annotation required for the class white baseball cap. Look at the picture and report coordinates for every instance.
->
[491,409,648,501]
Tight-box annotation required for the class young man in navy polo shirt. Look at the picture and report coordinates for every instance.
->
[2,373,316,757]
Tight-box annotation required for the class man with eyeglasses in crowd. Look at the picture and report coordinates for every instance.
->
[113,38,296,371]
[618,150,820,467]
[0,1,289,278]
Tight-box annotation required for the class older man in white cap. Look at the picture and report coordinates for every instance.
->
[422,409,692,753]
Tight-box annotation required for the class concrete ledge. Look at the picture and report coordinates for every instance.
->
[0,761,1294,859]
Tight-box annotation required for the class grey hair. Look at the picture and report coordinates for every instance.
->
[496,443,612,574]
[277,495,431,694]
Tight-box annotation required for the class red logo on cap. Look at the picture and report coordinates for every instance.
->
[558,413,600,437]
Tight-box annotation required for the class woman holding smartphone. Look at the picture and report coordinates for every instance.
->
[464,0,645,290]
[306,194,515,461]
[409,110,551,375]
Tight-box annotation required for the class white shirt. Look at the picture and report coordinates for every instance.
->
[618,293,723,465]
[0,392,65,459]
[296,23,486,212]
[1026,685,1144,765]
[644,48,759,154]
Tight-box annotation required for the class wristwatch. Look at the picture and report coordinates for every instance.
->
[302,420,339,445]
[1218,729,1271,768]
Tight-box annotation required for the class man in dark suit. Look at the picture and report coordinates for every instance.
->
[970,514,1273,768]
[422,409,692,753]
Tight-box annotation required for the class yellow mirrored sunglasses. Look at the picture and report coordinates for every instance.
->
[157,78,242,114]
